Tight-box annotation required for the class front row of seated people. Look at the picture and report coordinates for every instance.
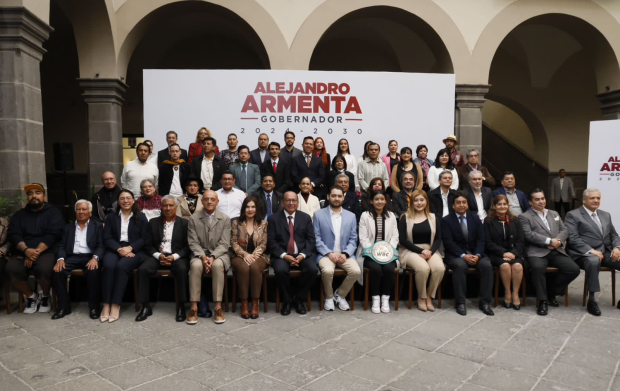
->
[2,181,619,324]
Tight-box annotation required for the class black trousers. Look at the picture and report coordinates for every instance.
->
[101,248,142,305]
[554,201,570,217]
[363,257,396,297]
[271,256,318,303]
[445,254,493,305]
[52,254,100,311]
[574,253,620,293]
[137,256,189,304]
[528,250,580,301]
[6,253,55,283]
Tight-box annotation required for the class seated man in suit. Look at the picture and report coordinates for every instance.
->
[230,145,261,196]
[314,186,360,311]
[260,141,291,194]
[137,196,190,322]
[52,200,104,319]
[290,136,326,199]
[191,136,227,192]
[442,193,494,316]
[157,130,188,167]
[519,189,579,316]
[462,171,492,222]
[324,173,361,221]
[493,171,530,216]
[187,190,232,325]
[267,191,317,315]
[250,133,270,165]
[158,143,191,197]
[253,175,283,220]
[428,171,457,218]
[392,171,417,218]
[566,188,620,316]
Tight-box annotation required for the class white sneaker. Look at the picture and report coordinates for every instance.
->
[334,291,350,311]
[381,295,390,313]
[38,295,51,313]
[23,293,41,314]
[371,296,381,314]
[324,298,335,311]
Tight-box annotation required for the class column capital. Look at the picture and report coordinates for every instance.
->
[79,78,128,105]
[596,89,620,118]
[455,84,491,109]
[0,7,53,61]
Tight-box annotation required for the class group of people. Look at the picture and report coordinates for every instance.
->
[0,129,616,325]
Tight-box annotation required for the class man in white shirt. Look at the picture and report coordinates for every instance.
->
[463,171,492,222]
[121,142,159,198]
[215,171,246,219]
[357,142,389,193]
[428,171,457,217]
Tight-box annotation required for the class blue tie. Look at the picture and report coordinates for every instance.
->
[266,193,272,219]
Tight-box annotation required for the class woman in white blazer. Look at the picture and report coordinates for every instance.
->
[428,148,459,191]
[297,177,321,220]
[356,189,400,313]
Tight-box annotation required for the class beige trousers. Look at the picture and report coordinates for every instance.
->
[400,244,445,299]
[318,257,361,298]
[189,257,227,302]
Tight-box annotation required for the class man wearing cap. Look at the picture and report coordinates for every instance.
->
[91,171,122,224]
[443,135,465,168]
[6,184,64,314]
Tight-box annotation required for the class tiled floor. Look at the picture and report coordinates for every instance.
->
[1,271,620,391]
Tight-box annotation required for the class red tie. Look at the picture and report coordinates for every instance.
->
[287,216,295,255]
[273,161,277,173]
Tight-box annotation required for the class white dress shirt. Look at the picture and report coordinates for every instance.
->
[260,148,267,162]
[169,167,183,197]
[201,155,215,190]
[215,188,246,219]
[473,191,487,221]
[119,211,133,243]
[153,219,180,260]
[533,208,553,245]
[441,189,450,217]
[73,220,92,254]
[330,208,342,253]
[120,158,159,198]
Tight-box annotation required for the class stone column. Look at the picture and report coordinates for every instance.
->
[597,90,620,120]
[455,84,490,157]
[79,78,127,191]
[0,7,52,202]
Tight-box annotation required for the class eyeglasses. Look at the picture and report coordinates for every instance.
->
[283,200,298,204]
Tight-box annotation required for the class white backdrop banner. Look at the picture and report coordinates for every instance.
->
[144,69,455,163]
[588,120,620,223]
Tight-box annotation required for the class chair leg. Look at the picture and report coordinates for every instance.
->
[224,273,229,312]
[582,280,588,307]
[262,270,268,313]
[438,278,442,309]
[232,272,237,313]
[133,271,139,312]
[395,270,399,311]
[613,270,616,306]
[408,270,413,310]
[494,268,499,308]
[350,283,355,311]
[5,281,11,314]
[319,279,324,311]
[364,269,369,311]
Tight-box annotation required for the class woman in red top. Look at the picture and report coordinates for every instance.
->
[188,127,219,164]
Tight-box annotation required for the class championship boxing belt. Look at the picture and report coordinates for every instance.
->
[362,241,399,264]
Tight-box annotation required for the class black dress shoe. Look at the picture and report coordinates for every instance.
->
[135,305,152,322]
[456,303,467,316]
[89,308,100,320]
[587,301,602,316]
[176,306,186,322]
[479,304,494,316]
[537,300,548,316]
[292,299,307,315]
[281,302,292,316]
[51,309,71,320]
[548,299,560,307]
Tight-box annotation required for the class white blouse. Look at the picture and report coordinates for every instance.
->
[427,167,459,191]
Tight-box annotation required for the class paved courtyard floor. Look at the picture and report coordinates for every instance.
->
[1,271,620,391]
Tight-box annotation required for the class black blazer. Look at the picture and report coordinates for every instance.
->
[484,217,525,259]
[56,220,105,260]
[253,190,284,218]
[326,170,355,192]
[428,187,458,217]
[190,154,227,191]
[324,191,361,221]
[250,148,269,166]
[290,154,326,189]
[442,211,486,258]
[267,210,315,260]
[158,162,191,196]
[463,187,493,216]
[260,159,292,194]
[144,216,190,259]
[391,191,410,218]
[103,212,149,256]
[157,147,189,168]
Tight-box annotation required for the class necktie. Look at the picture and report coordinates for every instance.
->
[266,193,272,218]
[273,161,277,173]
[287,216,295,255]
[306,155,311,167]
[460,216,468,239]
[240,164,247,191]
[592,212,603,234]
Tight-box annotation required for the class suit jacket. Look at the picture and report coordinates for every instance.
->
[188,209,232,267]
[231,219,269,263]
[190,154,227,191]
[518,208,568,257]
[290,154,326,189]
[281,146,303,162]
[312,207,358,262]
[442,211,486,258]
[550,176,575,203]
[253,190,283,219]
[457,164,495,190]
[267,210,315,260]
[57,220,105,260]
[229,162,261,195]
[391,191,411,218]
[158,162,191,196]
[325,191,361,221]
[175,194,204,220]
[326,170,355,192]
[260,159,292,194]
[157,147,189,168]
[493,187,530,213]
[250,148,269,166]
[463,187,493,217]
[428,187,458,217]
[103,212,148,256]
[144,216,190,259]
[566,207,620,258]
[484,217,525,259]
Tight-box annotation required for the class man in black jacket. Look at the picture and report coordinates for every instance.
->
[157,131,188,167]
[462,171,493,222]
[158,143,191,197]
[191,137,227,192]
[260,142,291,193]
[290,136,326,199]
[392,171,417,218]
[52,200,104,319]
[253,175,283,220]
[91,171,121,223]
[324,173,361,221]
[250,133,270,165]
[428,171,458,218]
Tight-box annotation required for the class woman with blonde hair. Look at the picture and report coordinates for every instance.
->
[398,190,444,311]
[188,127,219,164]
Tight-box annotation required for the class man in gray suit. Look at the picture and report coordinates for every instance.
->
[550,169,575,217]
[519,188,580,316]
[566,188,620,316]
[229,145,261,196]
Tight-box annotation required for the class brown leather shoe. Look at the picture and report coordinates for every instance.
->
[241,300,249,319]
[186,308,198,325]
[214,307,226,324]
[251,299,259,319]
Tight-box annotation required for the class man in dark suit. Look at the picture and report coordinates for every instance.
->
[442,193,494,316]
[52,200,104,319]
[281,130,302,162]
[392,171,416,218]
[290,136,326,198]
[267,191,318,315]
[254,175,283,220]
[457,148,495,190]
[566,188,620,316]
[493,171,530,216]
[191,137,227,191]
[260,141,291,193]
[428,171,458,218]
[158,143,191,197]
[138,195,190,322]
[324,173,361,221]
[249,133,270,165]
[157,130,188,167]
[462,171,492,222]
